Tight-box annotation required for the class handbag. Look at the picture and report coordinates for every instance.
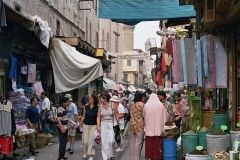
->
[125,113,131,121]
[111,103,120,133]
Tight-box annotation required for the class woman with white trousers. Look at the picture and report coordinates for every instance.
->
[99,93,119,160]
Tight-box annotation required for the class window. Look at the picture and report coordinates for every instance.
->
[89,22,92,44]
[106,32,109,51]
[86,17,88,41]
[56,20,60,36]
[127,60,131,66]
[14,2,21,12]
[124,74,128,81]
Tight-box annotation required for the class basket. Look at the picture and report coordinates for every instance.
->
[35,133,52,148]
[206,134,230,156]
[185,154,208,160]
[15,136,26,148]
[230,130,240,148]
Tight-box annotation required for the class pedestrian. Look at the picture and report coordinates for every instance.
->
[143,93,169,160]
[110,96,125,152]
[40,92,51,133]
[174,93,183,130]
[81,92,89,105]
[112,90,118,96]
[57,96,70,160]
[99,93,118,160]
[47,101,58,137]
[157,91,174,121]
[129,91,144,160]
[65,94,78,154]
[25,97,42,155]
[79,94,101,160]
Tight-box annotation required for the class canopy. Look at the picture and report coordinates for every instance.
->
[99,0,196,25]
[50,38,103,93]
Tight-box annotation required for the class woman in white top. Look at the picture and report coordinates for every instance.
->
[98,93,119,160]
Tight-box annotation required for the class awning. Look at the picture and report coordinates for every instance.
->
[103,78,116,85]
[4,3,32,23]
[99,0,196,25]
[50,38,103,93]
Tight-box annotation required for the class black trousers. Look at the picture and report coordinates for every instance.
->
[58,130,68,159]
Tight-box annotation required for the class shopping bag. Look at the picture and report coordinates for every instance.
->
[92,130,101,147]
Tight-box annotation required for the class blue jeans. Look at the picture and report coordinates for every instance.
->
[41,110,50,133]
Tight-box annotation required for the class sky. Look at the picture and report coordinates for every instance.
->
[134,21,161,52]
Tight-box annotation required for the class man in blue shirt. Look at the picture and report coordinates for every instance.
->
[25,97,42,155]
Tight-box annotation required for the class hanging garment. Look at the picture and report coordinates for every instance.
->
[155,51,162,72]
[176,40,184,82]
[209,34,216,88]
[166,40,173,56]
[161,52,168,73]
[196,40,203,87]
[20,65,28,75]
[156,71,162,85]
[27,63,36,83]
[172,40,179,82]
[201,36,209,77]
[9,57,18,87]
[0,100,12,137]
[33,81,44,96]
[180,38,197,85]
[214,36,227,88]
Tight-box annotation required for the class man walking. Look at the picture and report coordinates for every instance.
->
[65,94,78,154]
[25,97,42,155]
[40,92,51,133]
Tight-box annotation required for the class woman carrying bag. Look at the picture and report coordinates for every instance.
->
[99,93,119,160]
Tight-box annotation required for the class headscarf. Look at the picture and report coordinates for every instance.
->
[143,93,169,136]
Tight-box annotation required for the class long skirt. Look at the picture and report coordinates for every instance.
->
[145,136,163,160]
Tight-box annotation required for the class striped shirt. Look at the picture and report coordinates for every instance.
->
[49,107,57,119]
[57,106,68,130]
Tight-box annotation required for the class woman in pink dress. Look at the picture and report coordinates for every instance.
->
[143,93,169,160]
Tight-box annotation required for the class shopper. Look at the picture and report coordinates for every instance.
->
[40,92,51,133]
[65,94,78,154]
[57,97,70,160]
[129,91,144,160]
[79,94,101,160]
[143,93,169,160]
[25,97,42,155]
[175,93,183,129]
[99,93,118,160]
[47,101,57,137]
[157,91,174,121]
[110,96,125,152]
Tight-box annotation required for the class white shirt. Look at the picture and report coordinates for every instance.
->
[42,97,50,111]
[117,103,125,126]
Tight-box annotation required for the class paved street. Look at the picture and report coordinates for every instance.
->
[0,134,146,160]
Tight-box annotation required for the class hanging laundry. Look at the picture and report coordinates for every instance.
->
[209,34,216,88]
[200,35,209,77]
[214,36,227,88]
[27,63,36,83]
[180,38,197,85]
[196,40,203,87]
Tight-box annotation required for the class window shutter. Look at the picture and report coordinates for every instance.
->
[204,0,215,23]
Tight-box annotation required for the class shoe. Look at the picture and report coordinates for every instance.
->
[83,154,87,158]
[63,157,68,159]
[115,147,123,152]
[88,157,93,160]
[31,150,39,155]
[66,148,70,152]
[70,149,74,154]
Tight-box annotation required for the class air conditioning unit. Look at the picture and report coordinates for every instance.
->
[204,0,215,23]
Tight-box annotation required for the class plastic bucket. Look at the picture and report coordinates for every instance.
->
[206,134,230,155]
[230,130,240,147]
[163,138,177,160]
[182,133,199,155]
[185,154,208,160]
[198,130,212,150]
[212,113,230,133]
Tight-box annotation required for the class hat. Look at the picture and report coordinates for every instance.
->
[110,96,120,102]
[65,94,72,101]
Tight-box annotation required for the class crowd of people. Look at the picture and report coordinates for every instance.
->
[24,89,184,160]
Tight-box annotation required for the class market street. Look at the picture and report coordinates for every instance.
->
[0,135,146,160]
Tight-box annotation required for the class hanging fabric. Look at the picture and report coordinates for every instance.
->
[161,51,167,73]
[209,34,216,88]
[20,65,27,75]
[166,40,173,56]
[196,40,203,87]
[27,63,36,83]
[9,56,18,88]
[201,36,209,77]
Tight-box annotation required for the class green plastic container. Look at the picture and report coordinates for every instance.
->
[212,113,230,133]
[198,130,212,150]
[182,133,199,155]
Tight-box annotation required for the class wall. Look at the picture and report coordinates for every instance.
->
[123,59,138,72]
[4,0,99,48]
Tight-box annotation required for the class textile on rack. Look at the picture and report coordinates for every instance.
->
[33,81,44,96]
[209,34,216,88]
[166,40,173,56]
[0,137,14,155]
[196,40,203,87]
[155,51,162,72]
[214,36,227,88]
[201,35,209,77]
[172,40,178,82]
[0,100,12,137]
[161,52,167,73]
[9,57,18,88]
[27,63,36,83]
[176,40,184,82]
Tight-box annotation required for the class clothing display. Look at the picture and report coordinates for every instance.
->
[209,34,216,88]
[27,63,36,83]
[196,40,203,87]
[9,57,18,86]
[201,35,209,77]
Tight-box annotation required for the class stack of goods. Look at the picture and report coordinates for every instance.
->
[9,89,30,125]
[16,125,36,136]
[210,151,229,160]
[161,121,179,138]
